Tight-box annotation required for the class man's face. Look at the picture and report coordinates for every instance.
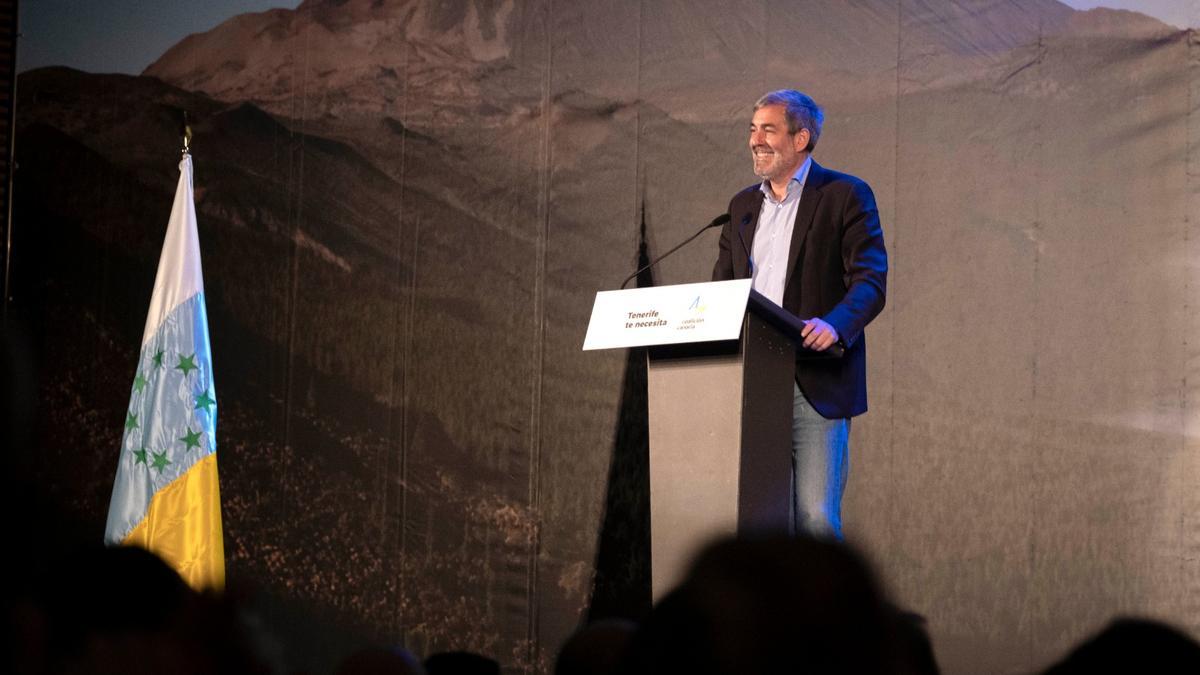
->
[749,104,809,182]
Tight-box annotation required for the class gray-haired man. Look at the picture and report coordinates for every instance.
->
[712,89,888,538]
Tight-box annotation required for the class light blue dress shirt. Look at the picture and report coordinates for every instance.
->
[751,156,812,306]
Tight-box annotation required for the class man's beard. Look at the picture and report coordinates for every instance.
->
[752,148,783,179]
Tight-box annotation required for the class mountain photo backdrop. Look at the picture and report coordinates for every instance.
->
[11,1,1200,673]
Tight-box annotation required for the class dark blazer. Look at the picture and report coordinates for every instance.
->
[712,161,887,419]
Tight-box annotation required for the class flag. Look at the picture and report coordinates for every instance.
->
[105,153,224,590]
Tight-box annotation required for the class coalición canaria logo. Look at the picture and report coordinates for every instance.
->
[679,296,706,329]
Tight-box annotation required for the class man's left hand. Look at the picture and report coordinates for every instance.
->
[801,318,839,352]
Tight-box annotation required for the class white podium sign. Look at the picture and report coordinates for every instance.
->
[582,279,752,350]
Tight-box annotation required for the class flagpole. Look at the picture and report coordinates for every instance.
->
[1,3,18,324]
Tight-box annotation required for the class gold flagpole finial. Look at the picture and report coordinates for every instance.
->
[180,111,193,156]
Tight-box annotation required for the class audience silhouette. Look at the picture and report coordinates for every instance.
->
[1041,617,1200,674]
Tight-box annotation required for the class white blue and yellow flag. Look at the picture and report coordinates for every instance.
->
[105,153,224,590]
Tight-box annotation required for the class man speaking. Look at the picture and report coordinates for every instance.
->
[712,89,888,539]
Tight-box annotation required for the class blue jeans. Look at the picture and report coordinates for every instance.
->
[792,383,850,539]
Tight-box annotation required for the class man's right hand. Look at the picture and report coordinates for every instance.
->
[800,317,839,352]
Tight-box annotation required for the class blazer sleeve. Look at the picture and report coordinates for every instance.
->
[822,179,887,347]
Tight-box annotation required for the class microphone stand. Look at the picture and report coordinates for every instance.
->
[619,213,730,290]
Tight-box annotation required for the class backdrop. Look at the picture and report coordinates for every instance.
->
[10,1,1200,673]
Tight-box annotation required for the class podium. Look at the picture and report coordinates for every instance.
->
[584,280,820,597]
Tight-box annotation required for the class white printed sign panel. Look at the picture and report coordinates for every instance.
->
[582,279,752,350]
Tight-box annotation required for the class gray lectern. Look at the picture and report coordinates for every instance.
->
[584,281,832,598]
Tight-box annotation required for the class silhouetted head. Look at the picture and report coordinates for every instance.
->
[424,650,499,675]
[14,545,265,674]
[623,534,899,674]
[336,645,426,675]
[555,618,637,675]
[1041,617,1200,674]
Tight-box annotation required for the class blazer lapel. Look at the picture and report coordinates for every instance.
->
[784,160,825,292]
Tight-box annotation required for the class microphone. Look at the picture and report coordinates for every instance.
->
[619,213,731,289]
[736,213,755,279]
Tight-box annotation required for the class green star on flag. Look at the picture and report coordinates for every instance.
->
[195,389,216,413]
[150,451,172,474]
[176,353,198,377]
[180,427,203,451]
[133,372,149,394]
[152,349,165,368]
[133,448,149,465]
[125,411,139,431]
